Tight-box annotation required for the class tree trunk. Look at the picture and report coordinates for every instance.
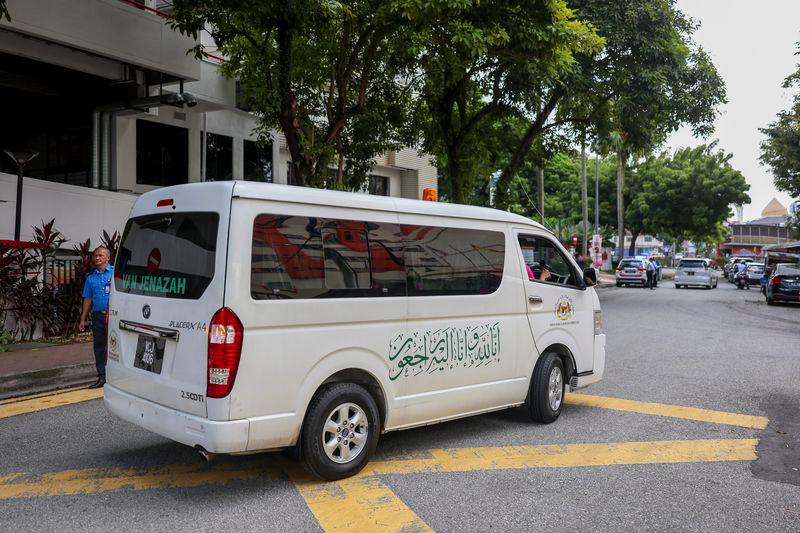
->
[628,228,640,257]
[447,145,465,204]
[616,148,625,261]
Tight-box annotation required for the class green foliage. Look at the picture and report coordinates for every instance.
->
[417,0,603,204]
[0,332,9,353]
[169,0,439,190]
[630,144,750,246]
[492,0,726,209]
[760,43,800,198]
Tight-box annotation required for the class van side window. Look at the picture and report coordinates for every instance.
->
[404,226,505,296]
[251,216,504,299]
[252,216,407,299]
[251,215,325,299]
[518,235,578,287]
[322,222,372,290]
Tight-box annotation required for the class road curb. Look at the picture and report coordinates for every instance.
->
[0,363,97,401]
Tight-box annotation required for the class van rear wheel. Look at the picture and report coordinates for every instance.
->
[301,382,379,480]
[529,352,565,423]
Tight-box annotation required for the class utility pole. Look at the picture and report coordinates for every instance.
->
[581,137,588,257]
[594,154,599,234]
[537,166,545,224]
[616,148,625,262]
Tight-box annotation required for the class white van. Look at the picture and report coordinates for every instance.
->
[104,182,605,480]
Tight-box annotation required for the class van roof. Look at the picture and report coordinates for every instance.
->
[228,181,546,229]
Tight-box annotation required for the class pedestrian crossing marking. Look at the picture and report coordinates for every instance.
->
[565,393,769,429]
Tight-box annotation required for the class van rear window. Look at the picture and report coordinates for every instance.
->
[114,212,219,299]
[679,260,705,268]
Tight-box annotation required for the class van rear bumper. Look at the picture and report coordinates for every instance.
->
[104,384,250,454]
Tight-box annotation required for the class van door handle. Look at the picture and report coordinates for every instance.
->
[528,296,543,304]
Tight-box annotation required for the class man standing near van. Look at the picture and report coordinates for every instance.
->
[78,246,113,389]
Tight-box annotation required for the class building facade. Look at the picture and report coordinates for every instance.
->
[0,0,437,244]
[721,198,794,256]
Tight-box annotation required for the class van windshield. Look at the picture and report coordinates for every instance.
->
[114,212,219,299]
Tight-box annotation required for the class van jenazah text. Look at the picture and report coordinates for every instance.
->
[122,274,187,295]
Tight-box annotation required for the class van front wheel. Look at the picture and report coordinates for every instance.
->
[529,352,565,423]
[301,383,380,480]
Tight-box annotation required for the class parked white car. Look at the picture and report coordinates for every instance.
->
[675,258,717,289]
[104,182,606,480]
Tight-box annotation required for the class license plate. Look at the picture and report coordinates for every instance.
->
[134,334,165,374]
[625,269,635,274]
[687,272,694,276]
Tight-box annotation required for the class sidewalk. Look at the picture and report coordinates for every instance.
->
[0,341,96,400]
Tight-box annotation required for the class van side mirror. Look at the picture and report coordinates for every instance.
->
[583,267,597,286]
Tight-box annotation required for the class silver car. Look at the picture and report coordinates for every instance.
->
[746,262,765,285]
[675,258,717,289]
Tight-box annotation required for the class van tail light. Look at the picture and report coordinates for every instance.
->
[207,307,243,398]
[771,277,781,285]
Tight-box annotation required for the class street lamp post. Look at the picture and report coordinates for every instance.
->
[3,149,39,242]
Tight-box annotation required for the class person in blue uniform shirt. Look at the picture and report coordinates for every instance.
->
[78,246,113,389]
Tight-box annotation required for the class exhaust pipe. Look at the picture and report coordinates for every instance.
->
[195,445,217,464]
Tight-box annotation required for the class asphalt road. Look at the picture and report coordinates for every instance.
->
[1,277,798,532]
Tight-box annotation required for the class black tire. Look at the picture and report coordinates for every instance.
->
[675,284,681,289]
[301,382,380,480]
[616,282,622,287]
[528,352,565,424]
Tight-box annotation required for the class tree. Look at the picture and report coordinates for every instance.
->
[169,0,425,189]
[760,43,800,199]
[493,0,725,214]
[417,0,602,204]
[628,144,750,254]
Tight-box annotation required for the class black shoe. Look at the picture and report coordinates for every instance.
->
[88,378,105,389]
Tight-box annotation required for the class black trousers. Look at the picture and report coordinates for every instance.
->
[91,311,107,379]
[646,270,654,288]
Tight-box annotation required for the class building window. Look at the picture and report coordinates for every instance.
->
[136,120,188,187]
[243,140,273,182]
[644,236,653,243]
[203,132,233,181]
[369,175,389,196]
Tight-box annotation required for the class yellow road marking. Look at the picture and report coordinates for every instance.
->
[565,393,769,429]
[0,388,103,420]
[363,438,758,475]
[0,459,282,500]
[0,439,757,501]
[0,386,90,406]
[290,468,433,532]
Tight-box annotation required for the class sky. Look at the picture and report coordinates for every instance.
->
[667,0,800,221]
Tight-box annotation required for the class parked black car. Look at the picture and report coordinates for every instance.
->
[765,263,800,305]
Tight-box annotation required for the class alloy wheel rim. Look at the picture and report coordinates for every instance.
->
[322,402,369,464]
[548,367,563,411]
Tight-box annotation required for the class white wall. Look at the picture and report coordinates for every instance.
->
[0,172,135,244]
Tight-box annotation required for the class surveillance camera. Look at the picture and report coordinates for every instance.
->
[181,93,198,108]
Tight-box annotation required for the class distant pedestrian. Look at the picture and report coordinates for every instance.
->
[649,257,660,288]
[78,246,113,389]
[645,257,656,290]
